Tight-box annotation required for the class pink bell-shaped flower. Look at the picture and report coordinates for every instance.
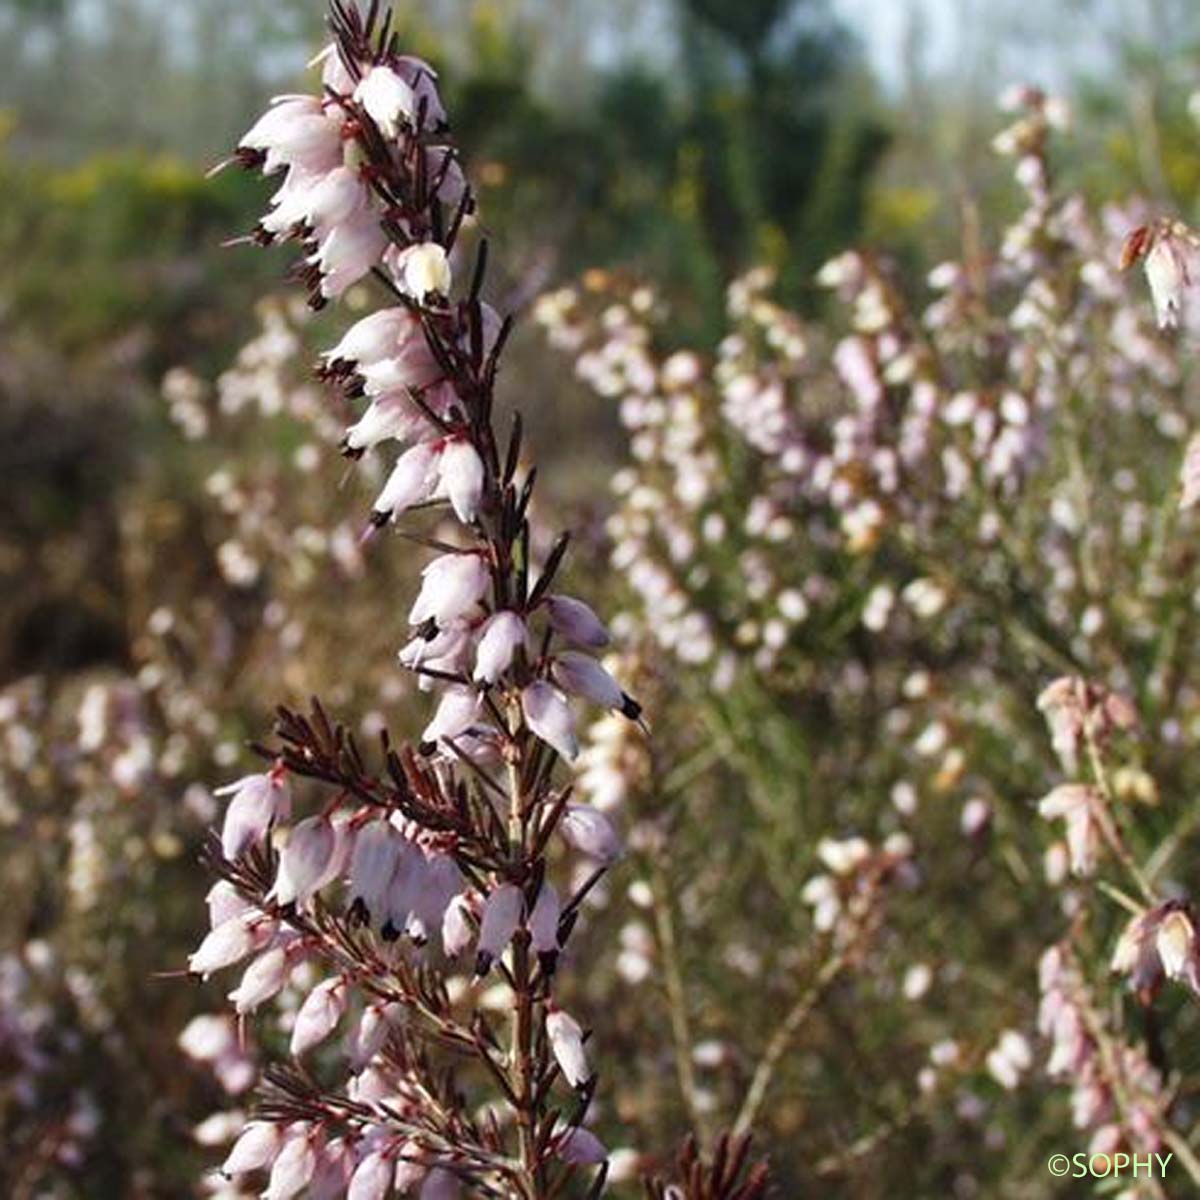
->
[355,65,416,139]
[473,611,528,684]
[290,977,347,1057]
[438,438,485,523]
[522,681,579,761]
[475,882,522,975]
[409,553,490,626]
[546,1006,591,1088]
[544,594,610,648]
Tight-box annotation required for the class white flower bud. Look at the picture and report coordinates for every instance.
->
[422,685,482,746]
[1157,910,1198,988]
[264,1127,317,1200]
[261,168,325,236]
[324,307,413,368]
[344,395,425,452]
[545,594,610,648]
[315,815,353,893]
[425,144,467,208]
[555,1125,608,1165]
[348,821,402,925]
[311,43,355,94]
[409,553,490,626]
[438,438,485,523]
[473,611,528,683]
[381,841,425,942]
[1110,913,1146,976]
[606,1148,642,1184]
[349,1068,392,1104]
[400,620,471,669]
[313,213,389,299]
[399,55,446,128]
[217,772,289,861]
[278,115,342,173]
[240,95,320,150]
[307,165,369,229]
[522,681,579,761]
[1038,784,1101,876]
[214,1054,255,1096]
[240,97,342,175]
[181,1106,230,1144]
[358,334,443,393]
[310,1138,354,1200]
[530,881,561,960]
[476,883,523,974]
[985,1029,1032,1091]
[559,804,622,863]
[373,441,441,521]
[441,893,475,959]
[348,1148,394,1200]
[394,1152,427,1192]
[229,945,291,1015]
[355,65,415,137]
[551,651,638,719]
[189,915,257,978]
[351,1002,399,1072]
[816,836,870,876]
[264,163,367,237]
[1145,236,1193,329]
[272,816,337,906]
[410,852,463,941]
[546,1007,591,1088]
[395,242,452,302]
[206,879,251,928]
[222,1120,282,1176]
[290,977,347,1057]
[178,1014,233,1063]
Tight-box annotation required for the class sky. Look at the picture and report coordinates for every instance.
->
[834,0,959,85]
[832,0,1116,94]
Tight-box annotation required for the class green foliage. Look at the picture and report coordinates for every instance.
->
[0,145,271,363]
[674,0,890,311]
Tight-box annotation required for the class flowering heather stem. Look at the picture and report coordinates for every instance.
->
[1069,982,1173,1198]
[189,4,639,1192]
[504,749,542,1198]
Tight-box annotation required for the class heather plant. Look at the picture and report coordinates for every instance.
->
[0,285,453,1199]
[10,10,1200,1200]
[0,669,218,1196]
[535,87,1200,1193]
[179,4,770,1198]
[0,304,412,1197]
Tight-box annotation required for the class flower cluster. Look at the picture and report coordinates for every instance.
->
[1027,671,1200,1188]
[801,834,913,947]
[0,947,101,1183]
[190,5,656,1197]
[530,79,1200,1191]
[537,83,1188,720]
[1111,902,1200,999]
[1038,945,1168,1161]
[1121,218,1200,331]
